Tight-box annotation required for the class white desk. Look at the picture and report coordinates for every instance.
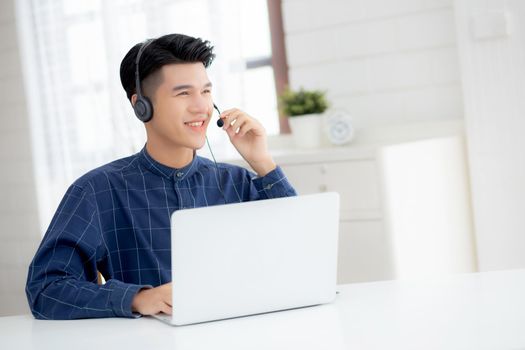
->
[2,269,525,350]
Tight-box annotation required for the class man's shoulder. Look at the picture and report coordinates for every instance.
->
[71,153,140,191]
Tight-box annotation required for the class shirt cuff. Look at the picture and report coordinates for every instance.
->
[108,280,153,318]
[253,166,297,198]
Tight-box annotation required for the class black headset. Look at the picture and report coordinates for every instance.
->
[133,39,224,127]
[133,39,155,123]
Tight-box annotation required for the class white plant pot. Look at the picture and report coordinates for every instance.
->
[288,113,323,149]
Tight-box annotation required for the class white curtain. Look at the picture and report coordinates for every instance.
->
[17,0,278,232]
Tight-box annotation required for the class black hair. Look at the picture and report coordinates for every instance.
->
[119,33,215,102]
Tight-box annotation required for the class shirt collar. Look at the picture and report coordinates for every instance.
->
[138,145,199,181]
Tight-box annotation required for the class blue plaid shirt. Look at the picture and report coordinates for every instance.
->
[26,146,297,320]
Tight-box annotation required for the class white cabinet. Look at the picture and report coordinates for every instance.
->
[276,149,393,284]
[276,163,323,194]
[337,221,394,283]
[279,160,382,220]
[323,161,381,221]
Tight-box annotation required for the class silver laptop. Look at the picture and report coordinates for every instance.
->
[153,192,340,326]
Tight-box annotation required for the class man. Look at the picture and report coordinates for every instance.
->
[26,33,296,320]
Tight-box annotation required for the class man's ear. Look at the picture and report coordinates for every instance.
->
[131,94,138,107]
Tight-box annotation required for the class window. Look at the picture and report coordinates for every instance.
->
[18,0,288,231]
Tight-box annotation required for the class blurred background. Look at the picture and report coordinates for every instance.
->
[1,0,524,316]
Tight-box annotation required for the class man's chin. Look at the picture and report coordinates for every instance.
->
[192,139,207,150]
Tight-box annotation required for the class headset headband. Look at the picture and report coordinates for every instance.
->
[135,39,155,98]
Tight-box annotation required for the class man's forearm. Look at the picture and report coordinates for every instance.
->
[27,276,145,320]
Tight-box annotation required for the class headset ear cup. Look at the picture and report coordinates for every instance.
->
[133,96,153,122]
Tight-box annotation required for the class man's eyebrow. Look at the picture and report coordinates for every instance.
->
[172,82,212,92]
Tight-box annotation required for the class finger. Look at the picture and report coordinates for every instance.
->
[221,113,239,131]
[220,110,245,130]
[225,123,237,139]
[218,108,238,128]
[161,286,172,307]
[160,302,172,315]
[230,115,250,134]
[236,120,255,137]
[164,298,172,308]
[239,117,266,137]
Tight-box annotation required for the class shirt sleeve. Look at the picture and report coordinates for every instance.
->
[25,183,149,320]
[249,165,297,200]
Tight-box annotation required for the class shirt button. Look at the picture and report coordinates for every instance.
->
[176,172,184,178]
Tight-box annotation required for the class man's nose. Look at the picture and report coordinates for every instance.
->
[188,94,211,114]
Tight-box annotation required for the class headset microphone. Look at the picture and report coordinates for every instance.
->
[213,104,224,128]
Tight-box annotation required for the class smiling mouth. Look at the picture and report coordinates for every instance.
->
[185,121,205,127]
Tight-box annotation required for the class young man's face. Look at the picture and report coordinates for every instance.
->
[144,62,213,152]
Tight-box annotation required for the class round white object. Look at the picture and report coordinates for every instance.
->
[325,109,354,145]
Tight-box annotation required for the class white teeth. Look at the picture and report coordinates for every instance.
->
[186,121,204,127]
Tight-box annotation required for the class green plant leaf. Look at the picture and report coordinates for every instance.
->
[278,87,329,117]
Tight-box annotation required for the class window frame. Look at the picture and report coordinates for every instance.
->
[267,0,291,134]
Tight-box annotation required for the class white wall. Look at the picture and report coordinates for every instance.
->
[454,0,525,271]
[282,0,525,272]
[282,0,463,133]
[0,0,40,316]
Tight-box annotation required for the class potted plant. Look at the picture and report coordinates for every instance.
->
[279,87,329,148]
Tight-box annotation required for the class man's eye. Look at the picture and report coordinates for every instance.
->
[177,91,189,96]
[203,89,211,94]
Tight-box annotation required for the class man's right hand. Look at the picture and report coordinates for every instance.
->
[131,282,172,315]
